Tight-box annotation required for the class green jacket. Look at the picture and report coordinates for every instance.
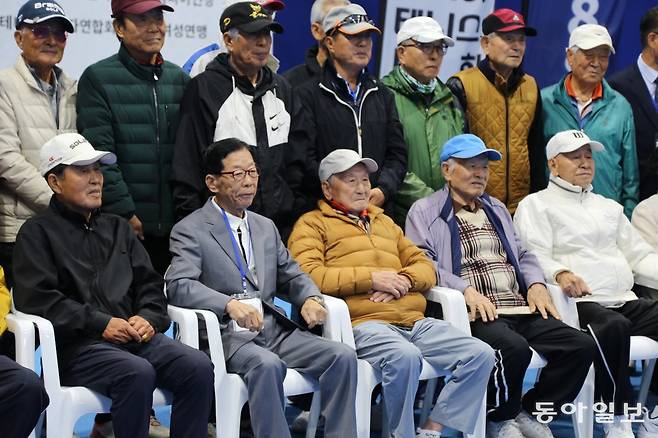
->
[382,66,464,225]
[77,44,189,236]
[541,76,639,217]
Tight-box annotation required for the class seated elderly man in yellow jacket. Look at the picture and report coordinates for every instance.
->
[288,149,495,438]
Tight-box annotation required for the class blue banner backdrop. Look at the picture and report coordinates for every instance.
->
[274,0,652,88]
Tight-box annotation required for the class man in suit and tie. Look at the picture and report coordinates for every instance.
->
[166,137,358,438]
[609,6,658,201]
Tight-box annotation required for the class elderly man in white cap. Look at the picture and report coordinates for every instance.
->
[289,148,495,438]
[542,24,639,218]
[515,129,658,438]
[381,16,465,226]
[12,133,215,438]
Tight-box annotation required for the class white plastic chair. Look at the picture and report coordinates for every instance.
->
[5,312,40,438]
[630,274,658,407]
[10,309,173,438]
[167,304,322,438]
[543,284,595,438]
[322,287,487,438]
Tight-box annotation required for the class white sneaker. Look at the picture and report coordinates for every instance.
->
[515,410,554,438]
[603,419,635,438]
[486,419,524,438]
[638,406,658,438]
[416,428,441,438]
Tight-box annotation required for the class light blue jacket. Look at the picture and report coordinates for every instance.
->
[541,76,639,217]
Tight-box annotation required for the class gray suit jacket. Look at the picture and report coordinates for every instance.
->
[166,198,320,358]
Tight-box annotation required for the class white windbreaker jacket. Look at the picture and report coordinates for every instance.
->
[514,175,658,306]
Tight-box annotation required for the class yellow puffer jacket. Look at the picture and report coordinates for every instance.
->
[0,267,10,336]
[288,200,436,327]
[453,67,538,212]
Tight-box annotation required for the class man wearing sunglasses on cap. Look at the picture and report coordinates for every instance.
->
[297,3,407,219]
[0,0,76,289]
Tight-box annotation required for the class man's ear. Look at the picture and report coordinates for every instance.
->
[47,173,63,194]
[14,30,23,50]
[320,180,332,200]
[205,174,219,194]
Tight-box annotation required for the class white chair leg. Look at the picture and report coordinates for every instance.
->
[305,390,321,438]
[638,358,657,407]
[572,365,595,438]
[418,378,438,427]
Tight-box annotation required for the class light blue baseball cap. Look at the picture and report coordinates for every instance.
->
[440,134,502,162]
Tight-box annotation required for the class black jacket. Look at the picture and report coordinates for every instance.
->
[297,62,408,214]
[171,53,307,234]
[609,63,658,200]
[13,196,169,368]
[282,45,322,88]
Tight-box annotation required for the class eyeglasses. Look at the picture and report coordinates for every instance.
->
[400,40,448,56]
[329,14,375,36]
[27,26,67,43]
[219,168,260,181]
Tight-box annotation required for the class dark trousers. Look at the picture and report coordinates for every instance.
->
[0,242,15,289]
[60,334,214,438]
[0,354,49,438]
[578,299,658,414]
[471,314,595,421]
[140,235,171,276]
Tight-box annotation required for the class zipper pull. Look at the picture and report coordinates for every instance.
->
[153,72,159,81]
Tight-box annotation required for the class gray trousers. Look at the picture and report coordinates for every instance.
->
[353,318,495,437]
[226,327,358,438]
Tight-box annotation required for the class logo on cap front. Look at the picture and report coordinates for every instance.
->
[512,14,520,21]
[249,3,267,19]
[34,2,64,14]
[68,139,86,149]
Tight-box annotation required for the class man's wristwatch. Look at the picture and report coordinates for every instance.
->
[306,295,326,308]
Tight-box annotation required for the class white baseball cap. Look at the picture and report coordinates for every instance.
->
[319,149,378,181]
[568,23,615,54]
[546,130,604,160]
[396,16,454,46]
[40,133,117,176]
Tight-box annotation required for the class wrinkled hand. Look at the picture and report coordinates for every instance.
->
[129,215,144,240]
[128,315,155,342]
[301,298,327,329]
[102,317,141,344]
[371,271,411,298]
[369,188,386,207]
[226,299,263,332]
[370,290,398,303]
[527,283,561,320]
[556,271,591,298]
[464,286,497,322]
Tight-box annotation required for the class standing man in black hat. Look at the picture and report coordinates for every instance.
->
[172,2,306,239]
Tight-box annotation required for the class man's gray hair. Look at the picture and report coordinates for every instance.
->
[310,0,350,25]
[227,28,240,40]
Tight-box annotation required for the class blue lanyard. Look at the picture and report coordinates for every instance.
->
[220,208,249,293]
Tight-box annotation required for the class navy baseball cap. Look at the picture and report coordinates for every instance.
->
[440,134,502,162]
[16,0,74,33]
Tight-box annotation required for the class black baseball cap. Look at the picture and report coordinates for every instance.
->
[220,1,283,34]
